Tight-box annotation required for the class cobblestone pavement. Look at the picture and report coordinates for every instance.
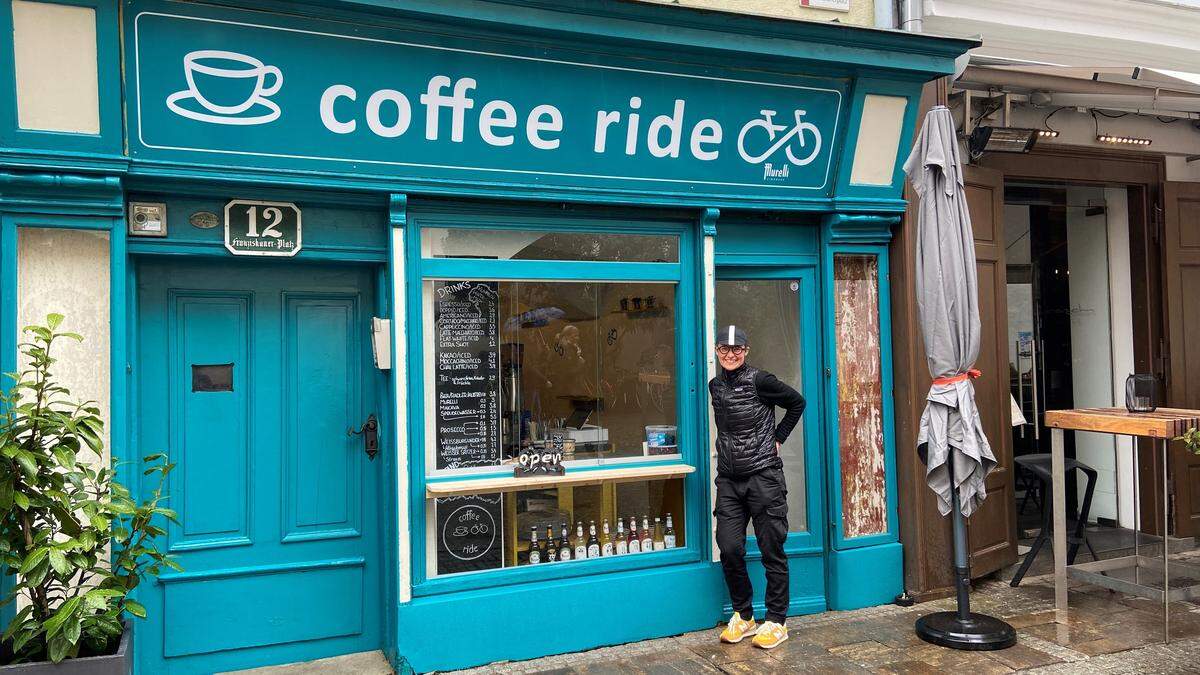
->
[445,570,1200,674]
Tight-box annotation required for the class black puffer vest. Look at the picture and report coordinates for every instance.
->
[710,364,781,478]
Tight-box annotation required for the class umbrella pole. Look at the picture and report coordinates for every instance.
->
[915,456,1017,651]
[951,482,972,622]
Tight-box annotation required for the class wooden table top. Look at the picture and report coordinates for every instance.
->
[1044,407,1200,438]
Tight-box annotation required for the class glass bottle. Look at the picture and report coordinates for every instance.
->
[587,520,601,559]
[545,524,557,563]
[628,516,641,554]
[574,521,587,560]
[615,518,628,555]
[664,513,677,549]
[652,517,665,551]
[528,526,541,565]
[600,519,614,557]
[559,522,572,562]
[640,515,653,553]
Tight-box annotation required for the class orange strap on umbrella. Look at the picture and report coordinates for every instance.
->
[932,368,981,386]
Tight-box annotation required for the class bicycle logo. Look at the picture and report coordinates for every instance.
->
[737,109,823,169]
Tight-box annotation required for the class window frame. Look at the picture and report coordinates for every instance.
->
[405,207,703,595]
[713,265,826,558]
[823,245,898,551]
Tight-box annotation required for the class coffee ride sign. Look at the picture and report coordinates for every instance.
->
[224,199,302,257]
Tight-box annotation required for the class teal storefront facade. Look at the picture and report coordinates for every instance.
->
[0,1,975,672]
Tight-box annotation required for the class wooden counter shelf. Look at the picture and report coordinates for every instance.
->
[425,463,695,497]
[1044,407,1199,439]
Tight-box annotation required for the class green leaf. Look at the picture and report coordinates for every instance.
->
[15,451,37,477]
[18,547,47,575]
[46,313,64,330]
[13,491,30,510]
[48,633,70,663]
[124,599,147,619]
[53,446,77,471]
[64,613,82,644]
[48,548,70,576]
[44,596,81,639]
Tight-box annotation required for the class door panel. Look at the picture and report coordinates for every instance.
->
[172,294,251,550]
[1165,182,1200,536]
[284,294,362,541]
[962,165,1018,576]
[138,260,381,674]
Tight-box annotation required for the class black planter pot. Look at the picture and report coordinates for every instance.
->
[1,626,131,675]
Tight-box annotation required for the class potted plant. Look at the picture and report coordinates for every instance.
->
[1178,427,1200,455]
[1,315,178,673]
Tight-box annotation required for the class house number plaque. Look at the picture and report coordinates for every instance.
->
[224,199,302,257]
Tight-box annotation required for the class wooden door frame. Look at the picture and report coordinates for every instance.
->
[978,146,1167,538]
[893,79,1168,600]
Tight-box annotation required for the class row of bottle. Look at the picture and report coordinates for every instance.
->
[527,514,676,564]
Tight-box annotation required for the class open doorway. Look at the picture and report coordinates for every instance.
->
[1004,182,1140,574]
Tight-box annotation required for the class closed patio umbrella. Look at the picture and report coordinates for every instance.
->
[904,105,1015,651]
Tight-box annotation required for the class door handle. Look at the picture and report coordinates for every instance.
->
[349,414,379,461]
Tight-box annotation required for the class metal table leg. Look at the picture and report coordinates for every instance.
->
[1052,428,1068,622]
[1162,437,1170,644]
[1134,435,1140,586]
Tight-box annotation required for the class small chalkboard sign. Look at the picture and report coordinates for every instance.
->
[436,493,503,575]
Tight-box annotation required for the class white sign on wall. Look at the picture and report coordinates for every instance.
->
[802,0,850,12]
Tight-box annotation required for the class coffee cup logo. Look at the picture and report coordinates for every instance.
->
[166,50,283,125]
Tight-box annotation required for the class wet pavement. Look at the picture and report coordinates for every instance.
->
[448,563,1200,674]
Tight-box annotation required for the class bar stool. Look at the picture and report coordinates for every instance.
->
[1009,453,1100,587]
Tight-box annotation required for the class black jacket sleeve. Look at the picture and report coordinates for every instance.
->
[755,371,806,444]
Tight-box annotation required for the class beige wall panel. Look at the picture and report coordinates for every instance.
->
[850,94,907,186]
[12,0,101,133]
[634,0,875,27]
[17,229,111,465]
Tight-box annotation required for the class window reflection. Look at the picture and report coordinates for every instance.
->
[422,228,679,263]
[716,278,807,533]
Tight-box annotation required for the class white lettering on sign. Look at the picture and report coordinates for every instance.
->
[314,79,780,165]
[320,84,357,134]
[169,46,835,186]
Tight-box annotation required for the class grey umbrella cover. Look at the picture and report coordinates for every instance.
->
[903,105,997,518]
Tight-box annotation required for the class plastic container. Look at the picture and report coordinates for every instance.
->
[645,425,677,448]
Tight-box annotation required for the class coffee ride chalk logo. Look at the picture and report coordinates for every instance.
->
[167,50,283,126]
[224,199,301,257]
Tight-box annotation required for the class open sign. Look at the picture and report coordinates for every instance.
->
[514,449,565,477]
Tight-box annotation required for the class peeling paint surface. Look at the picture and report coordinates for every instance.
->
[834,254,887,538]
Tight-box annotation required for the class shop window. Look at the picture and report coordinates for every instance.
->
[416,223,689,580]
[833,254,888,538]
[423,279,679,474]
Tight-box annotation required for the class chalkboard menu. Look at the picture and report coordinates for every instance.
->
[436,493,504,574]
[433,280,501,470]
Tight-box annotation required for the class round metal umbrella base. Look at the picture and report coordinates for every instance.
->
[915,611,1016,651]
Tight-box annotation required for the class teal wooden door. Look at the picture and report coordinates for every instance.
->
[715,266,827,617]
[136,260,382,674]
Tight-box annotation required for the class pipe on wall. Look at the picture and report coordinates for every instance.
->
[899,0,922,32]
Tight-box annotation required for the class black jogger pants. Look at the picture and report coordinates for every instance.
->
[715,466,790,624]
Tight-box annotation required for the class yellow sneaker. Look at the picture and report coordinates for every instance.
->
[751,621,788,649]
[719,612,758,643]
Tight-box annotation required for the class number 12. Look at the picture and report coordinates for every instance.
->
[245,206,284,238]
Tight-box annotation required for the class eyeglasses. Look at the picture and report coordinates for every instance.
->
[716,345,747,355]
